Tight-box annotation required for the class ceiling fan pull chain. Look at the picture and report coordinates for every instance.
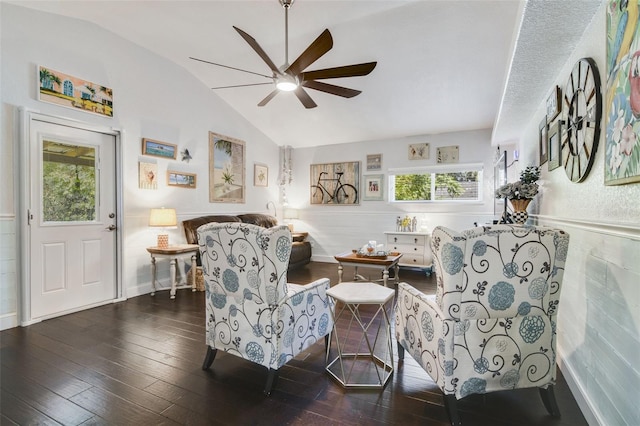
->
[284,1,290,66]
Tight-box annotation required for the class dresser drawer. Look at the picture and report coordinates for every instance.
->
[398,254,425,266]
[388,243,425,256]
[386,234,426,246]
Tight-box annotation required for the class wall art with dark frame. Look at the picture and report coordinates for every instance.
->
[539,117,548,166]
[547,120,561,171]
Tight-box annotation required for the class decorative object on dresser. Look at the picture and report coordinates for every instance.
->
[384,231,432,275]
[149,207,177,248]
[495,165,540,225]
[396,224,570,425]
[198,222,334,395]
[606,5,640,186]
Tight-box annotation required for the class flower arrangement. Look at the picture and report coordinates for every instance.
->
[495,165,541,200]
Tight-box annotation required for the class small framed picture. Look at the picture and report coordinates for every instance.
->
[437,145,459,163]
[363,174,384,201]
[142,138,177,159]
[548,120,561,171]
[538,117,548,166]
[546,85,562,122]
[408,143,429,160]
[167,171,197,188]
[139,161,158,190]
[254,163,268,187]
[367,154,382,171]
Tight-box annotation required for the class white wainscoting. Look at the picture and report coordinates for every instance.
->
[0,215,18,330]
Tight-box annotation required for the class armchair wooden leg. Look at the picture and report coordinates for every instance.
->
[325,333,329,349]
[202,346,217,370]
[397,340,405,360]
[264,368,278,396]
[539,385,561,417]
[443,394,461,426]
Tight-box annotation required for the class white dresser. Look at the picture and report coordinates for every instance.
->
[384,231,433,275]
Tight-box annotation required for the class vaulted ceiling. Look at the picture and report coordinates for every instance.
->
[12,0,602,148]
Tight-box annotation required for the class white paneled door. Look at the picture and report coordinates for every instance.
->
[28,117,118,320]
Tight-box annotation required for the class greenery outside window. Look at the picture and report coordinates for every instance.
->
[389,164,483,202]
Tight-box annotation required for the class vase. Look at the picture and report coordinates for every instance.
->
[509,198,531,225]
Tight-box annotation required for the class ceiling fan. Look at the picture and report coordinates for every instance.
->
[189,0,377,109]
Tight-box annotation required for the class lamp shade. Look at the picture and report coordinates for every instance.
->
[283,208,299,220]
[149,208,177,227]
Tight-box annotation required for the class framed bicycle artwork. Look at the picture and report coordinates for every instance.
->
[310,161,360,205]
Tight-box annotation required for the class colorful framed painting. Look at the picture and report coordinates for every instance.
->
[310,161,360,205]
[605,1,640,185]
[367,154,382,171]
[363,174,384,201]
[408,143,429,160]
[254,163,268,187]
[548,120,561,171]
[37,65,113,117]
[209,132,245,203]
[142,138,177,159]
[539,117,548,166]
[167,171,196,188]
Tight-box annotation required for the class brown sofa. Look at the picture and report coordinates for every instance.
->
[182,213,312,271]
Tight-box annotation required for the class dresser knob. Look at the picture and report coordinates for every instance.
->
[394,237,398,242]
[414,238,418,244]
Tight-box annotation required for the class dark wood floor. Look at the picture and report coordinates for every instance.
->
[1,262,587,425]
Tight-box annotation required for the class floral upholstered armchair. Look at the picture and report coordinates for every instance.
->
[197,222,333,395]
[395,225,570,425]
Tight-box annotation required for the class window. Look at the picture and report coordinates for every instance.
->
[389,164,483,202]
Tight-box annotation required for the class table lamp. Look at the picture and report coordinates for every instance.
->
[149,207,177,248]
[283,208,298,232]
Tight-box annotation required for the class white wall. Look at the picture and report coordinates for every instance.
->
[285,129,504,262]
[518,3,640,425]
[0,4,281,327]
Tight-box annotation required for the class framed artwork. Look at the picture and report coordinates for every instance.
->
[310,161,360,205]
[209,132,245,203]
[605,3,640,185]
[539,117,548,166]
[254,163,268,187]
[408,143,429,160]
[38,65,113,117]
[142,138,177,159]
[167,171,196,188]
[363,174,384,201]
[437,145,459,163]
[138,161,158,189]
[546,85,561,122]
[367,154,382,171]
[548,120,561,171]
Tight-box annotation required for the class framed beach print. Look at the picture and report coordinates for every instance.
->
[139,161,158,189]
[38,65,114,117]
[539,117,548,166]
[310,161,360,205]
[605,2,640,185]
[209,132,245,203]
[548,120,561,171]
[142,138,177,159]
[254,163,268,187]
[167,171,196,188]
[367,154,382,171]
[363,174,384,201]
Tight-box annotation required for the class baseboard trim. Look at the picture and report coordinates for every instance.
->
[557,346,603,426]
[0,312,18,331]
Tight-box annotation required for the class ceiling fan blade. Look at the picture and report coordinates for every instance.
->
[212,82,274,90]
[233,26,280,75]
[190,57,273,79]
[302,80,361,98]
[258,90,279,107]
[293,86,318,109]
[285,29,333,77]
[301,62,377,81]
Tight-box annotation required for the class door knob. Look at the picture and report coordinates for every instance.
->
[106,225,117,231]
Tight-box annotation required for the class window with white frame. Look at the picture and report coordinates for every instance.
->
[388,163,483,202]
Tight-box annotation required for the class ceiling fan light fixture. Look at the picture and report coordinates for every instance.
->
[276,74,298,91]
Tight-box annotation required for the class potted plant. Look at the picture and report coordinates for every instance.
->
[495,165,540,223]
